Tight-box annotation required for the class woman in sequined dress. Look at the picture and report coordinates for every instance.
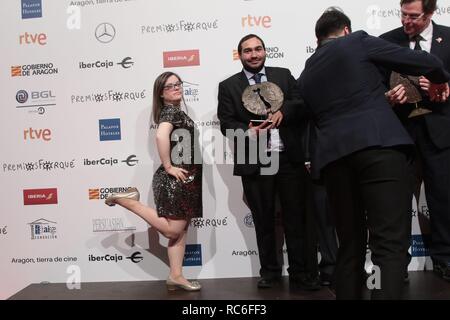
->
[105,72,202,291]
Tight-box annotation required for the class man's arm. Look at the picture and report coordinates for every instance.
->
[217,81,248,137]
[278,70,309,125]
[364,33,450,84]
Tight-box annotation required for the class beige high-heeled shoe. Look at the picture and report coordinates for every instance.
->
[166,276,201,291]
[104,187,140,206]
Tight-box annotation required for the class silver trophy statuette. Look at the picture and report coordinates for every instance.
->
[242,82,284,116]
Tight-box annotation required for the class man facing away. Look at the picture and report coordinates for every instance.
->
[297,9,449,299]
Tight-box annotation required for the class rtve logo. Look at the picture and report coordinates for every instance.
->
[23,127,51,141]
[19,32,47,45]
[241,15,271,28]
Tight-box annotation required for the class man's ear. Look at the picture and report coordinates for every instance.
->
[343,26,350,35]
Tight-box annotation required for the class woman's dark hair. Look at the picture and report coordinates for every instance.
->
[151,71,182,124]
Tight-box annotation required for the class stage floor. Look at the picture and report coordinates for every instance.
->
[8,271,450,300]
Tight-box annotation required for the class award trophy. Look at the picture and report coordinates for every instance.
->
[242,82,284,122]
[390,72,432,118]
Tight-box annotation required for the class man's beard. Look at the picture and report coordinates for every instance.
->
[242,57,265,74]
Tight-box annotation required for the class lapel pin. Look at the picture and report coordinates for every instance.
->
[436,37,443,43]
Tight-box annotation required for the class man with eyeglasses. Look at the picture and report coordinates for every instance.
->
[381,0,450,282]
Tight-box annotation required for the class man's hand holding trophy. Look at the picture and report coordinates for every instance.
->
[386,72,449,117]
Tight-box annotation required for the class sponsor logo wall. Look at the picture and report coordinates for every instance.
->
[2,0,448,299]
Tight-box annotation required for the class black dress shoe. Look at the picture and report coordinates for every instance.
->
[320,273,333,286]
[433,261,450,281]
[290,274,321,291]
[403,271,410,283]
[257,277,279,289]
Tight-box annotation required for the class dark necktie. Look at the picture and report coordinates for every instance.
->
[252,72,271,148]
[252,72,263,84]
[413,34,423,51]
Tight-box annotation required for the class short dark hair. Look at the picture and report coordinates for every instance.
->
[237,34,266,54]
[315,8,352,42]
[400,0,437,14]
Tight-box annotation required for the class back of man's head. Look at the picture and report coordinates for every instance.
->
[315,8,352,42]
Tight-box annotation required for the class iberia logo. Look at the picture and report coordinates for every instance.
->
[23,188,58,205]
[163,50,200,68]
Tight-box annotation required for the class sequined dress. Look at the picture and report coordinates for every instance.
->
[152,105,202,219]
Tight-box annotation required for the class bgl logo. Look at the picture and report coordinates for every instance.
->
[16,89,56,115]
[16,90,28,103]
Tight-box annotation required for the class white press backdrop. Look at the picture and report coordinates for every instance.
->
[1,0,449,299]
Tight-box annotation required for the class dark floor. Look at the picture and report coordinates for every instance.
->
[8,271,450,300]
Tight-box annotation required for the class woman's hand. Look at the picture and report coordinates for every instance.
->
[165,165,189,182]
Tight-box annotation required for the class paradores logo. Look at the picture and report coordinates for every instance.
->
[21,0,42,19]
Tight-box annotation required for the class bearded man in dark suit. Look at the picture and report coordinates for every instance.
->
[217,34,318,290]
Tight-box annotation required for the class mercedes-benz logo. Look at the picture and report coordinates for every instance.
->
[95,23,116,43]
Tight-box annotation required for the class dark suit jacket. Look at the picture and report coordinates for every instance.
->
[297,31,450,179]
[380,22,450,149]
[217,67,307,176]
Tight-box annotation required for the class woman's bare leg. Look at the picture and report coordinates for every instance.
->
[115,198,187,239]
[167,228,193,286]
[114,198,194,285]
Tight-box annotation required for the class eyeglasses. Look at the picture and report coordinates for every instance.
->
[163,81,183,91]
[401,12,425,21]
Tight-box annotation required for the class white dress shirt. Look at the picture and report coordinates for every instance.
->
[409,22,433,53]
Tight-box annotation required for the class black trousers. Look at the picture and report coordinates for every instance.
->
[242,152,307,279]
[409,118,450,265]
[309,180,338,277]
[323,147,411,299]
